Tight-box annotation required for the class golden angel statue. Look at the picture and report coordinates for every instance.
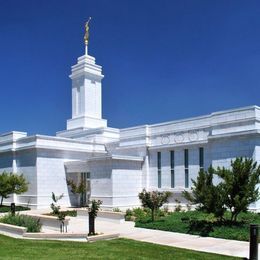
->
[84,17,91,45]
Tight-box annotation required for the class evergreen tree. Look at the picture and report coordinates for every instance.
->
[184,158,260,222]
[216,157,260,222]
[183,167,226,219]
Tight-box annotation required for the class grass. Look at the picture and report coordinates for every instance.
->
[0,235,240,260]
[135,210,260,241]
[0,205,30,213]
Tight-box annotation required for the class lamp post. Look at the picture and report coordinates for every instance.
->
[249,224,259,260]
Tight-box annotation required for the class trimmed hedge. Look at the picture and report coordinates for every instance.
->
[0,206,30,213]
[45,210,77,217]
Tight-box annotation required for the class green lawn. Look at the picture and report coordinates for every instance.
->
[0,235,240,260]
[135,211,260,241]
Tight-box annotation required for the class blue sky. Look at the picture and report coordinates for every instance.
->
[0,1,260,135]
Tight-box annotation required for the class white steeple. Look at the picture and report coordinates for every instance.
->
[66,19,107,130]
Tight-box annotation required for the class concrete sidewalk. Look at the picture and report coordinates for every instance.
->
[68,217,250,258]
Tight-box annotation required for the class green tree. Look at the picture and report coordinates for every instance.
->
[183,167,226,219]
[183,158,260,222]
[0,172,28,206]
[138,189,171,222]
[66,178,87,207]
[216,157,260,222]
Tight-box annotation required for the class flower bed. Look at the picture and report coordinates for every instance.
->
[0,213,41,232]
[77,209,125,223]
[26,213,70,231]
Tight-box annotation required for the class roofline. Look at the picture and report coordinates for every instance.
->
[86,155,144,162]
[120,105,260,130]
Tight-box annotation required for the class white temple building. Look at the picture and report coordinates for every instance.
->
[0,26,260,211]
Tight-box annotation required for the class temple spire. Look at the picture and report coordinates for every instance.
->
[84,17,91,55]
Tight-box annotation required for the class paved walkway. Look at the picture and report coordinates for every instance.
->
[67,217,250,258]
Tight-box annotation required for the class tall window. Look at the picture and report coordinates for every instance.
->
[184,149,189,188]
[157,152,161,188]
[199,147,204,171]
[170,151,175,188]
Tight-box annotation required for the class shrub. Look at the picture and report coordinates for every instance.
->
[113,207,121,212]
[163,205,169,214]
[125,209,133,217]
[125,209,134,221]
[0,206,30,213]
[174,199,182,212]
[0,213,41,232]
[125,208,152,222]
[186,203,192,211]
[137,207,153,222]
[157,208,167,217]
[46,210,77,217]
[139,189,171,221]
[62,210,77,217]
[188,219,214,237]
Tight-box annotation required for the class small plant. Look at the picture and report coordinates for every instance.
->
[163,205,169,214]
[50,192,64,215]
[113,207,121,212]
[205,213,217,223]
[125,209,133,221]
[0,213,41,232]
[186,203,192,211]
[57,211,66,222]
[174,199,182,212]
[126,209,133,216]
